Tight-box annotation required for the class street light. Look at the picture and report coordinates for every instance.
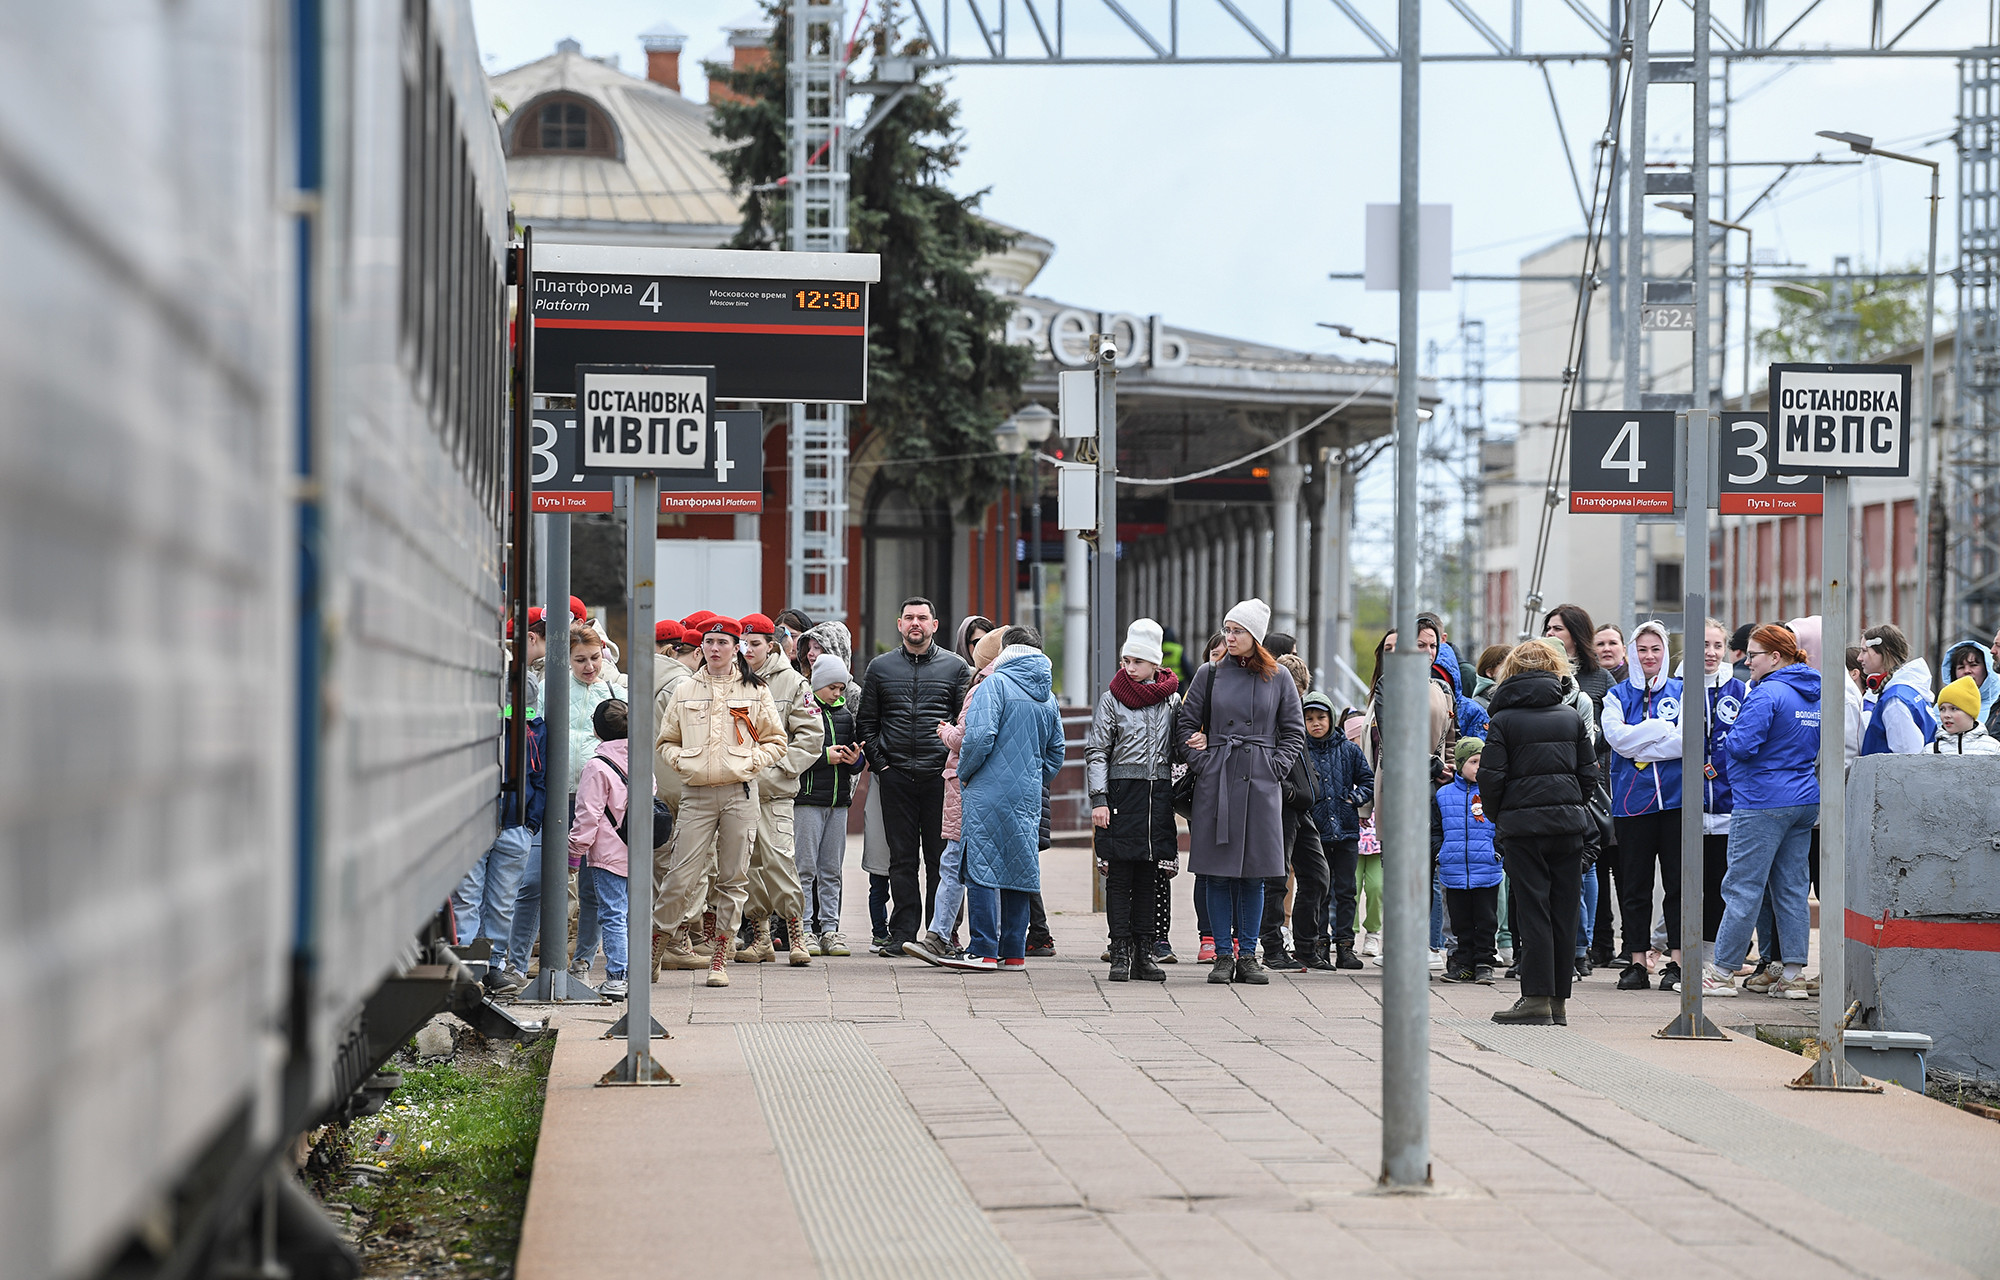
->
[1317,321,1397,351]
[1817,128,1942,664]
[1658,200,1755,411]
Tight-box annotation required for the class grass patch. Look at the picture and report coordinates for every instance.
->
[314,1032,554,1278]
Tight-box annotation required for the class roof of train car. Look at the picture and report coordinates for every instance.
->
[490,46,737,244]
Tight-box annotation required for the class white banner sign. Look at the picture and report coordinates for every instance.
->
[1770,363,1911,477]
[578,366,716,474]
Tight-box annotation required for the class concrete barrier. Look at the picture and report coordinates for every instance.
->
[1844,754,2000,1078]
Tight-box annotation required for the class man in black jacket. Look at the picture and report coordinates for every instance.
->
[855,597,973,952]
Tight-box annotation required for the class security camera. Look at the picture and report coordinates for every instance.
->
[1094,333,1117,363]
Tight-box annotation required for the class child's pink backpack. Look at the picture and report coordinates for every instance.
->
[1358,818,1381,858]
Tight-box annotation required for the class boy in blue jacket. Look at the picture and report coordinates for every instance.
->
[1304,692,1374,969]
[1430,736,1502,983]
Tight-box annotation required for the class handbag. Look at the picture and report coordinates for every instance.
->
[1581,779,1612,870]
[602,756,674,850]
[1170,665,1216,819]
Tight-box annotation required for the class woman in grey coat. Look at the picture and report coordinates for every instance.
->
[1176,599,1308,985]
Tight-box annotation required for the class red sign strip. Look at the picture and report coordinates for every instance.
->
[1570,491,1675,513]
[1846,908,2000,953]
[536,318,866,337]
[661,493,763,513]
[1720,494,1825,515]
[527,492,613,513]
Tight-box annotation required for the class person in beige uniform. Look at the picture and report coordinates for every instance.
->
[648,618,708,978]
[657,615,788,987]
[733,614,825,965]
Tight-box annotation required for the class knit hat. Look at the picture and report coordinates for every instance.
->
[1121,618,1165,665]
[1939,675,1982,722]
[655,619,685,645]
[696,615,742,638]
[740,613,776,636]
[1224,598,1271,644]
[811,654,853,692]
[1454,736,1485,769]
[972,628,1007,671]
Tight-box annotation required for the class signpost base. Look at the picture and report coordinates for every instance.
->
[597,1051,679,1087]
[602,1012,671,1040]
[1654,1012,1728,1041]
[1787,1039,1882,1093]
[515,969,603,1004]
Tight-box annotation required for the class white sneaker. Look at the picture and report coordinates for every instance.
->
[1429,949,1446,972]
[1361,934,1380,957]
[1496,945,1515,966]
[821,931,851,957]
[600,978,628,999]
[1701,968,1738,998]
[1280,925,1294,951]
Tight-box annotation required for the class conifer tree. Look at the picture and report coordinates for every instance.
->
[708,4,1030,518]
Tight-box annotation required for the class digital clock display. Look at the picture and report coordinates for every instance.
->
[792,288,863,312]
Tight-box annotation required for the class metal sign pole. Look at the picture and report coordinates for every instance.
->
[1093,341,1119,701]
[603,471,674,1084]
[1793,472,1872,1089]
[1380,0,1431,1192]
[1661,409,1724,1039]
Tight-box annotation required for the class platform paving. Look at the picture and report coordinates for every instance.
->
[513,841,2000,1279]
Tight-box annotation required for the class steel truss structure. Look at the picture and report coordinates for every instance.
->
[1953,53,2000,644]
[788,2,852,620]
[905,0,1992,65]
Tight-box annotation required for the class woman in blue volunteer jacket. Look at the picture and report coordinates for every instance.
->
[1705,624,1822,1000]
[1858,623,1936,755]
[1599,619,1687,993]
[1696,619,1747,958]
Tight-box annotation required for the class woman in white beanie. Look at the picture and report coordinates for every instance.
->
[1085,619,1181,982]
[1176,599,1307,985]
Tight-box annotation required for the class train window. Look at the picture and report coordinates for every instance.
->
[510,92,616,158]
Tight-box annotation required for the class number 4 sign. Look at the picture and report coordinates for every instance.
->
[1569,411,1676,513]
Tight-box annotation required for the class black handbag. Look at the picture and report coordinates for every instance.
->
[1170,665,1215,819]
[602,757,674,850]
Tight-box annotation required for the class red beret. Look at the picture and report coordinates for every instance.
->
[656,619,685,645]
[739,613,776,636]
[506,606,549,639]
[697,615,743,638]
[569,596,587,620]
[681,610,715,630]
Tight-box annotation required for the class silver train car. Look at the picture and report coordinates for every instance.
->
[0,1,512,1276]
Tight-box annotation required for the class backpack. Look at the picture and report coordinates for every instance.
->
[599,755,674,850]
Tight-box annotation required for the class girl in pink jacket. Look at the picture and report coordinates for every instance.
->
[570,700,634,998]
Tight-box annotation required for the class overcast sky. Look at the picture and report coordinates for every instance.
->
[471,0,1980,571]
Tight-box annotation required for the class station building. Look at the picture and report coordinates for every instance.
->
[493,27,1421,697]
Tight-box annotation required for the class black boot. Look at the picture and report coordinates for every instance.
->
[1490,995,1554,1025]
[1235,953,1271,984]
[1550,998,1568,1026]
[1131,936,1167,982]
[1304,940,1338,972]
[1108,939,1132,982]
[1261,936,1304,972]
[1335,944,1364,970]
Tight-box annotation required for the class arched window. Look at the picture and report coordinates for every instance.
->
[510,93,617,158]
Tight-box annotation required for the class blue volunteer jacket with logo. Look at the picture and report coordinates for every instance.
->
[1601,669,1684,817]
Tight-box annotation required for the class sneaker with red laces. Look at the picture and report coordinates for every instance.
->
[1197,936,1217,964]
[1000,958,1027,972]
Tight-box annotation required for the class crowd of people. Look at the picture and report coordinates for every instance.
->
[446,585,1996,1012]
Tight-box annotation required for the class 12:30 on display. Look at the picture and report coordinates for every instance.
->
[792,288,862,311]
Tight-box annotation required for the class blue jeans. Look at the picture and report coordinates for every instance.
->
[927,839,966,938]
[1714,804,1817,970]
[868,873,891,940]
[1205,877,1264,958]
[504,836,547,974]
[1194,874,1214,936]
[967,883,1032,959]
[1755,890,1781,962]
[451,826,536,947]
[1575,864,1599,957]
[1430,875,1447,950]
[573,865,629,980]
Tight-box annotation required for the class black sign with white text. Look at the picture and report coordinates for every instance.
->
[1770,363,1911,477]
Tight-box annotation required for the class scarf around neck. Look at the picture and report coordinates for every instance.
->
[1111,666,1179,709]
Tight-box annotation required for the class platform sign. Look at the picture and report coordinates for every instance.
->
[531,243,878,404]
[1713,412,1824,514]
[1771,363,1911,477]
[531,403,764,513]
[1568,411,1676,513]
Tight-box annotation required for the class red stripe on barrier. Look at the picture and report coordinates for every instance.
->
[1846,908,2000,953]
[536,318,866,337]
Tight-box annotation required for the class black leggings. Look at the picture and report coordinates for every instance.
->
[1106,860,1163,940]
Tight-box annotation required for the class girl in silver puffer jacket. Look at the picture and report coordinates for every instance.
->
[1085,620,1181,982]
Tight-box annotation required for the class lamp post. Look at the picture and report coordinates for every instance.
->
[1816,129,1942,666]
[1658,201,1754,411]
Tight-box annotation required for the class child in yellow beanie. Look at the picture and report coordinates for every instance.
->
[1932,677,2000,755]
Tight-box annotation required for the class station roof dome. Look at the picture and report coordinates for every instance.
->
[490,40,738,247]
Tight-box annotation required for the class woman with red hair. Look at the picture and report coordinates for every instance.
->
[1705,624,1821,1000]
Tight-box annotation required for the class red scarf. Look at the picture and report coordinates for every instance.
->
[1111,666,1179,709]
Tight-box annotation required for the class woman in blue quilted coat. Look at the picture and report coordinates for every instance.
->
[952,630,1068,970]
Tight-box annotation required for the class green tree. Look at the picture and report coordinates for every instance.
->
[1756,266,1938,365]
[707,3,1030,519]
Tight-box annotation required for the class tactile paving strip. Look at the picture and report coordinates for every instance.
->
[738,1022,1031,1280]
[1451,1021,2000,1274]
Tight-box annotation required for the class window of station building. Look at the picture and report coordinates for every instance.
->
[512,93,616,157]
[1653,560,1683,605]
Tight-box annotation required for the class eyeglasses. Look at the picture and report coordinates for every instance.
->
[1746,648,1771,659]
[1221,625,1250,638]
